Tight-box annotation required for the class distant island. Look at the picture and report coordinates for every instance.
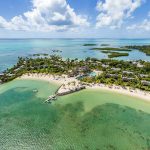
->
[125,45,150,56]
[102,51,129,58]
[83,44,97,46]
[91,47,131,58]
[91,47,131,51]
[101,44,110,46]
[91,45,150,58]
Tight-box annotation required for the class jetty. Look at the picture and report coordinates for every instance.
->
[57,84,85,96]
[45,95,57,103]
[45,81,86,103]
[56,81,86,96]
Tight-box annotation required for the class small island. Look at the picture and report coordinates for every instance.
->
[92,44,150,58]
[102,51,129,58]
[125,45,150,56]
[91,47,131,51]
[32,53,49,57]
[83,44,97,46]
[91,47,131,58]
[101,44,110,46]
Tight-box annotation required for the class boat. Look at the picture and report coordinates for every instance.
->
[33,89,38,93]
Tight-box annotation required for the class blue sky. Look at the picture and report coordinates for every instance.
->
[0,0,150,38]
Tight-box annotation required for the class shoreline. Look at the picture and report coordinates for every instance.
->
[19,73,150,102]
[87,85,150,102]
[19,73,78,85]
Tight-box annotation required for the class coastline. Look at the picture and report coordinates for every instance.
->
[19,73,78,85]
[19,73,150,102]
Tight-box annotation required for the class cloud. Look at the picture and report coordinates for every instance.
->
[127,11,150,31]
[0,0,89,32]
[96,0,143,29]
[127,19,150,31]
[148,11,150,17]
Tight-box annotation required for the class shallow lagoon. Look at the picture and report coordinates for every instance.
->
[0,79,150,150]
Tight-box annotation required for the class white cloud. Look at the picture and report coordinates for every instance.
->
[127,11,150,31]
[0,0,89,32]
[148,11,150,17]
[127,19,150,31]
[96,0,143,29]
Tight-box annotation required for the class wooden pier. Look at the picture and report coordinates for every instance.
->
[45,82,86,103]
[45,94,57,103]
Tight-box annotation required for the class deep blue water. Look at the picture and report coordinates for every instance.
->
[0,38,150,72]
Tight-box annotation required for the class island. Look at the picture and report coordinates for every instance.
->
[101,44,110,46]
[102,51,129,58]
[92,45,150,58]
[124,45,150,56]
[83,44,97,46]
[91,47,131,51]
[32,53,49,57]
[0,55,149,95]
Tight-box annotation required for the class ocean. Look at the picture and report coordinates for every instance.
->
[0,38,150,72]
[0,39,150,149]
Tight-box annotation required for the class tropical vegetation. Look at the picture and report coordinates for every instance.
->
[0,55,150,91]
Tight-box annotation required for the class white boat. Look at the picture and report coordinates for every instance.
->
[33,89,38,93]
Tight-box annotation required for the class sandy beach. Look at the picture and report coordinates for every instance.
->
[19,73,150,102]
[19,73,78,85]
[88,85,150,102]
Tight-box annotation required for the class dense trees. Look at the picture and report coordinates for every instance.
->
[125,45,150,56]
[0,55,150,91]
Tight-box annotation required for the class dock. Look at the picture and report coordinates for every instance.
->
[45,81,86,103]
[56,85,85,96]
[45,95,57,103]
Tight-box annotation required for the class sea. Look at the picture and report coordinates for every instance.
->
[0,38,150,72]
[0,39,150,150]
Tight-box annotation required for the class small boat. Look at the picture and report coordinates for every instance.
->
[33,89,38,93]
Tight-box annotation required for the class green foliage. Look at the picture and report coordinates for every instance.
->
[83,44,97,46]
[125,45,150,56]
[92,47,131,51]
[0,55,150,91]
[108,52,129,58]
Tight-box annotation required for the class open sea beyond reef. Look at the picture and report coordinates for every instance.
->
[0,38,150,72]
[0,39,150,150]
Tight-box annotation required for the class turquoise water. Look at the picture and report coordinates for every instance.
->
[0,38,150,149]
[0,38,150,72]
[0,79,150,150]
[89,72,97,77]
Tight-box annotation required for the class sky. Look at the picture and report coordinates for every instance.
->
[0,0,150,38]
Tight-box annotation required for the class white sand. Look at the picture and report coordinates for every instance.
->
[19,73,150,102]
[87,84,150,102]
[19,73,78,85]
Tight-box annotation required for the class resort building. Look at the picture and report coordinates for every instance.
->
[106,74,119,79]
[102,64,109,68]
[139,74,149,78]
[68,66,90,77]
[111,68,121,71]
[137,63,144,68]
[122,77,135,82]
[0,73,4,77]
[141,80,150,86]
[122,71,134,75]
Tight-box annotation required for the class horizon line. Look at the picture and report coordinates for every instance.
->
[0,38,150,40]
